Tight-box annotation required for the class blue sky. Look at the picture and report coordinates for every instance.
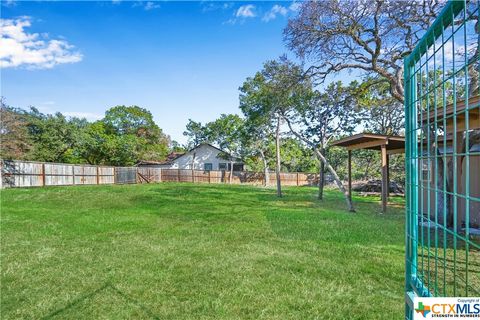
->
[1,1,302,144]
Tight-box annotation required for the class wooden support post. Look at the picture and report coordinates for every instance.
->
[296,172,299,186]
[96,166,100,185]
[347,150,352,203]
[208,170,211,183]
[72,166,75,185]
[192,168,195,183]
[159,168,162,183]
[455,131,463,232]
[386,154,390,197]
[381,144,388,214]
[42,163,46,187]
[177,168,181,182]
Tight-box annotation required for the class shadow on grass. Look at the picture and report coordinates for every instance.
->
[41,282,160,320]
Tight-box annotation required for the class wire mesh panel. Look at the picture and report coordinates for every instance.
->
[404,0,480,318]
[115,167,137,184]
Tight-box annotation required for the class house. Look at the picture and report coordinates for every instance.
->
[418,95,480,230]
[137,143,244,171]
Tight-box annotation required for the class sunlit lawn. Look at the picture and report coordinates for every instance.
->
[1,183,406,319]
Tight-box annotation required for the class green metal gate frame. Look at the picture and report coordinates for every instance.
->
[404,0,479,318]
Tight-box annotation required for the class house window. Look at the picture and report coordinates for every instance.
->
[204,163,213,171]
[219,163,227,170]
[232,163,244,171]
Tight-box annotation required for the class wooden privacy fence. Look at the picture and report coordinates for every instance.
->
[0,160,319,188]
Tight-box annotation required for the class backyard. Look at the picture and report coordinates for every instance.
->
[1,183,406,319]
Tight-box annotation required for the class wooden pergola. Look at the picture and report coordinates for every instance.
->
[331,133,405,213]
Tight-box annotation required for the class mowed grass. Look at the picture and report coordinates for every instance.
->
[1,183,406,319]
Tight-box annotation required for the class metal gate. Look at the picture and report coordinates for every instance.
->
[404,0,479,318]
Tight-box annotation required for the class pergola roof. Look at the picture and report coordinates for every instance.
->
[331,133,405,154]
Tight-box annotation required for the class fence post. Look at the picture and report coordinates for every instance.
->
[177,169,180,182]
[192,168,195,183]
[96,166,100,185]
[208,170,211,183]
[159,168,162,183]
[296,172,299,186]
[42,163,46,187]
[72,165,75,185]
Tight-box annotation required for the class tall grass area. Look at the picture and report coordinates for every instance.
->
[1,183,405,319]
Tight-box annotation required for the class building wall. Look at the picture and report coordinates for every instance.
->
[160,144,242,171]
[420,144,480,228]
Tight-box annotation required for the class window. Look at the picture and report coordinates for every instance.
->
[232,163,244,171]
[204,163,213,171]
[218,163,227,170]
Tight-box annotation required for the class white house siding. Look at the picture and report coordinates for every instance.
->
[160,144,238,171]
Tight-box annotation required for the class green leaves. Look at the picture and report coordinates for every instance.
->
[1,104,170,166]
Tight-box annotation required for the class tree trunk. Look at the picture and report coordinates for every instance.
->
[191,152,196,183]
[318,147,325,200]
[314,148,355,212]
[260,149,269,187]
[275,116,282,198]
[229,159,234,184]
[284,118,354,211]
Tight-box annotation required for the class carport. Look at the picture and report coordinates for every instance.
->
[331,133,405,213]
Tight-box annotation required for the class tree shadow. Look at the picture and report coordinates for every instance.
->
[41,282,160,320]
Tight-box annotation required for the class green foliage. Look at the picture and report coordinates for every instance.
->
[278,138,317,172]
[0,101,32,160]
[354,78,404,135]
[183,119,210,149]
[25,108,86,163]
[290,81,363,148]
[1,104,170,166]
[239,56,310,127]
[102,105,169,162]
[204,114,244,161]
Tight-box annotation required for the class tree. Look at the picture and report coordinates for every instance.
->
[183,119,210,149]
[0,99,32,160]
[26,108,84,163]
[170,140,186,153]
[240,109,275,187]
[355,78,404,135]
[205,114,245,184]
[278,137,317,173]
[284,81,363,212]
[103,105,169,162]
[240,56,310,197]
[74,121,111,165]
[284,0,442,103]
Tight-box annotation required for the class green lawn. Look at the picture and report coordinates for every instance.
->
[1,183,406,319]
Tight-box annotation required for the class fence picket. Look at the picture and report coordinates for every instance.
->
[1,159,320,188]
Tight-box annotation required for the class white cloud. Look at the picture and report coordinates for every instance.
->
[224,4,256,24]
[236,4,256,18]
[201,2,233,13]
[0,17,82,69]
[262,4,288,22]
[144,1,160,11]
[63,112,103,121]
[132,1,160,11]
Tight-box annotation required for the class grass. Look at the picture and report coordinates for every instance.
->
[1,183,406,319]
